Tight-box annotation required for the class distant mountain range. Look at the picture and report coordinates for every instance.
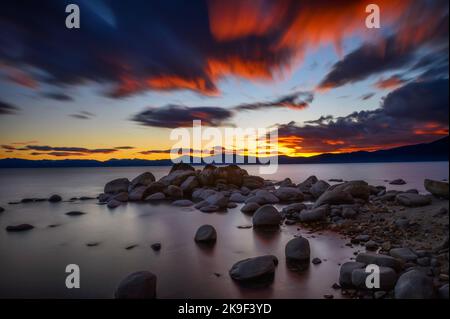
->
[0,136,448,168]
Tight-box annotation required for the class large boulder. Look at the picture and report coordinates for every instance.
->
[229,255,278,282]
[194,224,217,243]
[339,262,366,288]
[105,178,130,195]
[395,193,432,207]
[180,175,199,194]
[115,271,157,299]
[214,165,246,186]
[297,175,318,192]
[285,237,310,263]
[331,181,370,201]
[389,248,418,262]
[299,205,329,222]
[165,185,183,199]
[395,270,435,299]
[424,179,449,199]
[313,188,354,208]
[198,164,217,186]
[169,163,195,174]
[142,182,166,198]
[310,180,330,198]
[242,175,265,190]
[351,266,397,290]
[356,252,403,271]
[128,186,148,201]
[159,170,195,186]
[252,205,281,227]
[129,172,155,191]
[274,187,304,202]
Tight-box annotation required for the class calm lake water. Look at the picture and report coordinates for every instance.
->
[0,162,448,298]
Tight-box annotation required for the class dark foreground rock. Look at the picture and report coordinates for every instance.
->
[6,224,34,232]
[115,271,157,299]
[229,255,278,282]
[394,269,435,299]
[285,237,311,263]
[105,178,130,195]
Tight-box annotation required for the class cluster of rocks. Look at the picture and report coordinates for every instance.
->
[339,247,448,299]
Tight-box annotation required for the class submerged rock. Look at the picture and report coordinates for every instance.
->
[65,211,86,216]
[194,224,217,243]
[115,271,157,299]
[151,243,161,251]
[48,194,62,203]
[424,179,449,199]
[229,255,278,282]
[394,269,435,299]
[252,205,281,227]
[6,224,34,232]
[390,179,406,185]
[0,207,4,213]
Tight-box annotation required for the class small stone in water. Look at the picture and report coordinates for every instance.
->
[151,243,161,251]
[312,258,322,265]
[323,294,334,299]
[125,244,138,250]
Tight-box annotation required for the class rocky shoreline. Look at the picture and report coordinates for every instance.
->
[2,163,449,299]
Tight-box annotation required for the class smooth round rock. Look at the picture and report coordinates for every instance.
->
[285,237,310,263]
[395,269,435,299]
[194,225,217,243]
[252,205,281,227]
[229,255,278,282]
[115,271,157,299]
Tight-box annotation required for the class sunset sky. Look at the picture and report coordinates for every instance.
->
[0,0,448,161]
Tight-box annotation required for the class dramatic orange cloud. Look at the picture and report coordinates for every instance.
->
[375,75,405,89]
